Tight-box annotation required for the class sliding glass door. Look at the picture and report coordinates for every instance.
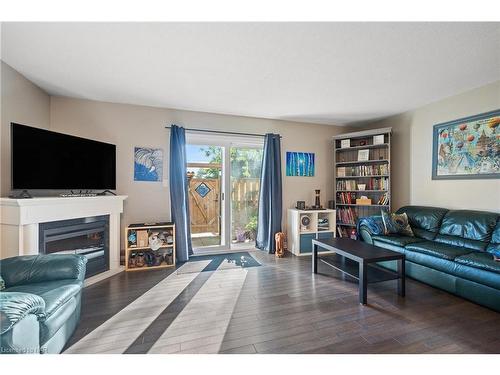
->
[230,147,263,250]
[186,135,263,253]
[186,145,224,249]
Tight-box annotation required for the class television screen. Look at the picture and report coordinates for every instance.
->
[11,123,116,190]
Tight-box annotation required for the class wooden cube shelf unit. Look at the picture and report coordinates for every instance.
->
[125,222,176,271]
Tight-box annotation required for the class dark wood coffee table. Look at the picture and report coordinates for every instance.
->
[312,238,405,305]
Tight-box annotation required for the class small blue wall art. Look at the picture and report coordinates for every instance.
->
[134,147,163,182]
[286,152,315,177]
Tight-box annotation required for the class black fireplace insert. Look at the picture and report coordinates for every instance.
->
[39,215,109,278]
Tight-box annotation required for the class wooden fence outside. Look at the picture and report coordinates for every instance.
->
[188,177,260,235]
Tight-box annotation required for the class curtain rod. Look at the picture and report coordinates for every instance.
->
[165,126,281,138]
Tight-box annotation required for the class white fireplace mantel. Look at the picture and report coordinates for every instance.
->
[0,196,127,284]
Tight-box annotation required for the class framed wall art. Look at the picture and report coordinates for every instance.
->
[432,109,499,180]
[134,147,163,182]
[286,152,315,177]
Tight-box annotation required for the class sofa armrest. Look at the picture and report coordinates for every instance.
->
[0,254,88,287]
[357,215,385,244]
[0,292,46,335]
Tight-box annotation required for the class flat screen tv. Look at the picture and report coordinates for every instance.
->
[11,123,116,190]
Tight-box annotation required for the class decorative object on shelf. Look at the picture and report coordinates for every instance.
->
[328,200,335,209]
[134,147,163,182]
[128,230,137,247]
[286,152,315,177]
[313,189,322,209]
[128,252,137,268]
[153,252,163,266]
[432,109,499,180]
[349,229,357,240]
[340,139,351,148]
[136,252,145,267]
[373,134,385,145]
[300,215,311,231]
[357,149,370,161]
[356,196,372,205]
[148,234,162,251]
[137,230,148,247]
[358,183,366,191]
[274,232,286,258]
[296,200,306,210]
[359,140,367,146]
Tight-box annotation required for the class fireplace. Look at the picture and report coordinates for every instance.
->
[39,215,110,278]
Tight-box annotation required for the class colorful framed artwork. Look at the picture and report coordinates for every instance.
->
[286,152,315,177]
[134,147,163,182]
[432,109,499,180]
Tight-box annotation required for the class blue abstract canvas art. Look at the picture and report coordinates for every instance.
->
[286,152,315,177]
[134,147,163,182]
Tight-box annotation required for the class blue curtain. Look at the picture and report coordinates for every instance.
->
[256,133,283,253]
[169,125,193,261]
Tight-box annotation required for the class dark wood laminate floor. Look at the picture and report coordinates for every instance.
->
[64,250,500,354]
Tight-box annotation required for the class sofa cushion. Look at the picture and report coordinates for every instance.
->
[405,241,472,261]
[0,255,87,287]
[455,252,500,274]
[396,206,448,240]
[434,210,498,252]
[486,220,500,256]
[372,235,424,247]
[381,211,414,236]
[5,280,82,318]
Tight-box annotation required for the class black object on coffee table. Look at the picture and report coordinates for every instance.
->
[312,238,405,305]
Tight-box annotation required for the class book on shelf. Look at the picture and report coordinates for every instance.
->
[377,192,390,205]
[336,207,357,225]
[336,177,388,191]
[336,192,357,204]
[336,164,388,177]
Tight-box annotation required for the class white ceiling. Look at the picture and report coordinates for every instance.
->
[1,22,499,125]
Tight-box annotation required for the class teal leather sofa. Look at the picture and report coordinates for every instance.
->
[0,254,87,354]
[359,206,500,311]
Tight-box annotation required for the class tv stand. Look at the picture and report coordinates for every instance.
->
[9,190,33,199]
[97,190,117,196]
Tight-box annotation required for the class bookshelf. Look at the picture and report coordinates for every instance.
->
[333,127,392,238]
[125,222,176,271]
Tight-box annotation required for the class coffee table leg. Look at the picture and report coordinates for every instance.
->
[398,257,406,297]
[312,243,318,274]
[359,261,367,305]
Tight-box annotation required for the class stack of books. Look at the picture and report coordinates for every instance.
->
[337,207,357,225]
[336,180,358,190]
[337,164,388,177]
[336,192,357,204]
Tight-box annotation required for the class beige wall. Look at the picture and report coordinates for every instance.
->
[1,61,51,196]
[356,81,500,212]
[49,97,346,242]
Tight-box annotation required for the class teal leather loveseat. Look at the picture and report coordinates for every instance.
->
[359,206,500,311]
[0,254,87,354]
